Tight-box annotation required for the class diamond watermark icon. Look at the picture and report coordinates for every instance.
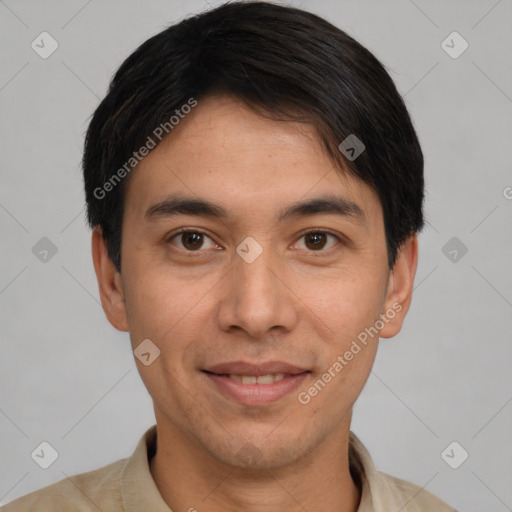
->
[134,339,161,366]
[338,134,365,161]
[236,236,263,263]
[441,441,469,469]
[441,31,468,59]
[31,32,59,59]
[32,237,58,263]
[236,442,263,466]
[442,236,468,263]
[31,441,59,469]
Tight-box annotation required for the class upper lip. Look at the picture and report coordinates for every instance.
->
[203,360,309,376]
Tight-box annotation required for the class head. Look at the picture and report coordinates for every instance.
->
[86,1,422,470]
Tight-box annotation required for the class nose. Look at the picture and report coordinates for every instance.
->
[216,238,299,339]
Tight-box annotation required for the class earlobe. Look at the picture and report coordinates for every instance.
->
[91,226,130,332]
[379,234,419,339]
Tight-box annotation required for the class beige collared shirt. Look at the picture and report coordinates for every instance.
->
[2,425,456,511]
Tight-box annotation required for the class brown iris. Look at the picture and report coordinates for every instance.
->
[181,232,204,250]
[304,232,328,250]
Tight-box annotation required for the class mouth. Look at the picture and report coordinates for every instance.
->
[202,361,311,406]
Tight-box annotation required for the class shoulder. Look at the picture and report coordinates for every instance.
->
[2,457,127,512]
[377,471,457,511]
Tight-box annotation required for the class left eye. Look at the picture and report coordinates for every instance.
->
[294,231,340,251]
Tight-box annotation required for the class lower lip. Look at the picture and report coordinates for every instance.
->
[203,371,310,406]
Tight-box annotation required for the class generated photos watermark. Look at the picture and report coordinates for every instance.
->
[93,97,198,200]
[297,302,402,405]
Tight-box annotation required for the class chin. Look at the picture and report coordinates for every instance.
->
[206,435,314,471]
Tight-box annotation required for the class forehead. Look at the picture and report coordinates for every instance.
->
[122,94,382,228]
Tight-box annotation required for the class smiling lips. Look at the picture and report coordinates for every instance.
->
[203,360,311,405]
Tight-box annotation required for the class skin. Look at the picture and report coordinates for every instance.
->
[92,93,418,512]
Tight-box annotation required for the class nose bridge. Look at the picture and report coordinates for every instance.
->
[218,235,297,337]
[236,237,277,302]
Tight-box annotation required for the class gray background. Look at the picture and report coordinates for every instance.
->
[1,0,511,510]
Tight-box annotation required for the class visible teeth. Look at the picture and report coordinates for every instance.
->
[229,373,285,384]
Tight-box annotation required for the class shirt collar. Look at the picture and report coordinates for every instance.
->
[349,431,382,511]
[120,425,170,511]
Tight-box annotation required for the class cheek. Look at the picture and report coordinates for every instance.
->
[121,267,210,406]
[292,269,384,401]
[121,259,219,354]
[293,268,386,346]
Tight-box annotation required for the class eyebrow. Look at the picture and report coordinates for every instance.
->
[144,193,366,225]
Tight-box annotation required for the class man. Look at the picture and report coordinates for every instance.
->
[3,1,455,510]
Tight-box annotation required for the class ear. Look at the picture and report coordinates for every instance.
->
[91,226,129,332]
[379,234,419,339]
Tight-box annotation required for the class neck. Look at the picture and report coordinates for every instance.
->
[149,415,361,512]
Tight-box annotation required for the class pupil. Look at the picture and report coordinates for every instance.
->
[306,233,326,250]
[183,232,203,250]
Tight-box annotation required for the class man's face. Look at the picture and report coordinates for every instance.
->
[93,94,415,470]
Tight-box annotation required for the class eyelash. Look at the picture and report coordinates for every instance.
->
[165,228,344,255]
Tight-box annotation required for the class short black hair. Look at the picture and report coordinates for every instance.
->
[83,0,424,272]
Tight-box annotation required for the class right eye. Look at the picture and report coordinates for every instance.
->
[166,229,220,252]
